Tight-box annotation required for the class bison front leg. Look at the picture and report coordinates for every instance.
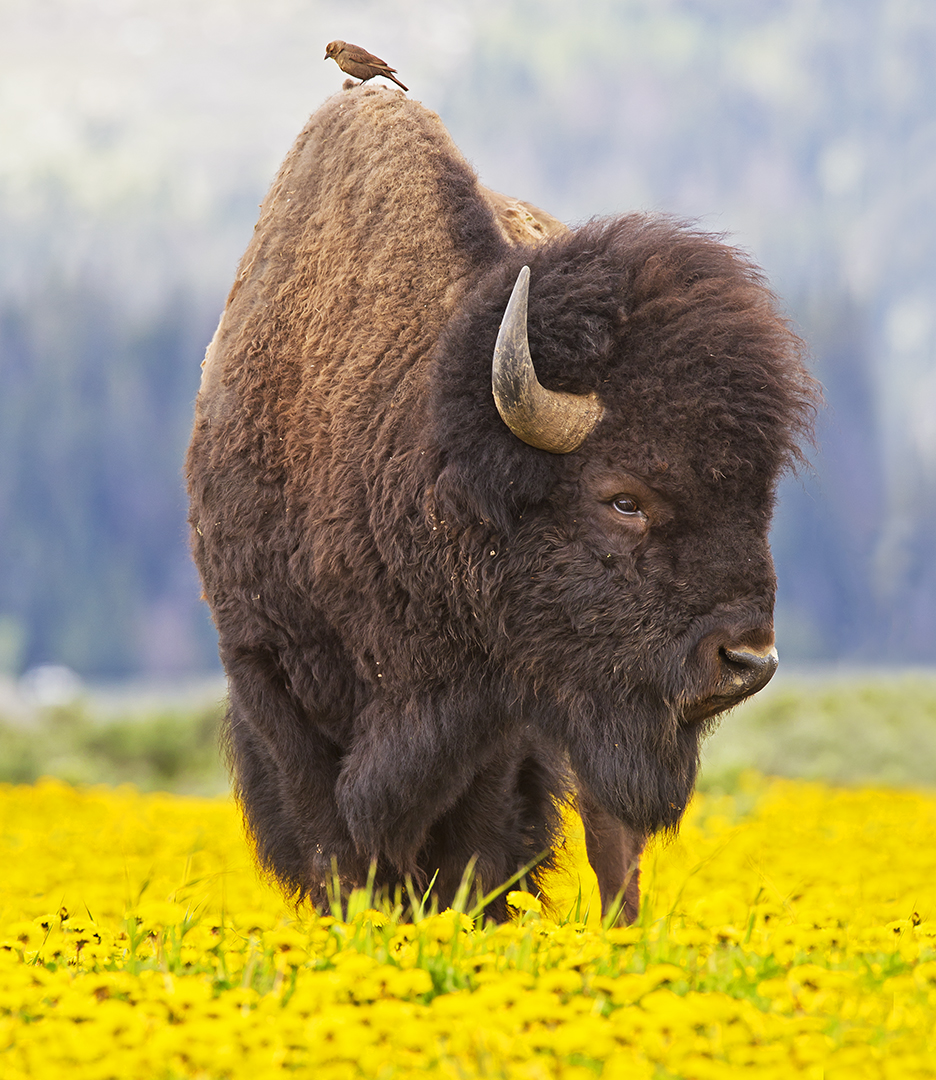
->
[223,645,368,902]
[577,787,645,925]
[335,694,501,879]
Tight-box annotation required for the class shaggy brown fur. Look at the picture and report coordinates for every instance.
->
[187,86,818,922]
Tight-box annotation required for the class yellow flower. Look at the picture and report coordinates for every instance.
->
[3,775,936,1078]
[352,908,389,928]
[507,890,542,915]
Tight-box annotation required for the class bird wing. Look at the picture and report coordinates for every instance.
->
[344,43,391,68]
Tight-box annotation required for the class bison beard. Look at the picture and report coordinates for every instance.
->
[187,86,818,923]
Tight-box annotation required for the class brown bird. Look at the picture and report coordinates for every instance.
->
[324,40,408,92]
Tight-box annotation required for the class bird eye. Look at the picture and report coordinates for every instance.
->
[611,496,641,516]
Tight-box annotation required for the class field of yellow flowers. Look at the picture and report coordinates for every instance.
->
[2,774,934,1079]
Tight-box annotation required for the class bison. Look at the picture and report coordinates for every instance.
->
[187,86,817,923]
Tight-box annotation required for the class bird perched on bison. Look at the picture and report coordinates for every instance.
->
[187,87,818,924]
[324,40,408,91]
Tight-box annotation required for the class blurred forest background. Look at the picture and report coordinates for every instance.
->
[2,0,935,685]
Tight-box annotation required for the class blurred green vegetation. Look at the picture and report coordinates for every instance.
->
[0,700,227,796]
[699,670,936,794]
[1,671,933,796]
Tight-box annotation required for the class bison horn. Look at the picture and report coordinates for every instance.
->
[491,266,604,453]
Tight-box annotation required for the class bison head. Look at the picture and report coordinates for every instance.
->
[426,214,816,841]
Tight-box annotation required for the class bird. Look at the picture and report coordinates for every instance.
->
[324,40,409,92]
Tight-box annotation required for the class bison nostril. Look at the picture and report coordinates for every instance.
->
[720,645,778,696]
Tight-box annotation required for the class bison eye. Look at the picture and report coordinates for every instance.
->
[611,495,641,516]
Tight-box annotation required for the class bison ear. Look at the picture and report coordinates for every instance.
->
[432,456,553,535]
[432,461,504,532]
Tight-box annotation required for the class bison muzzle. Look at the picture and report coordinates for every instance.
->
[186,86,818,923]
